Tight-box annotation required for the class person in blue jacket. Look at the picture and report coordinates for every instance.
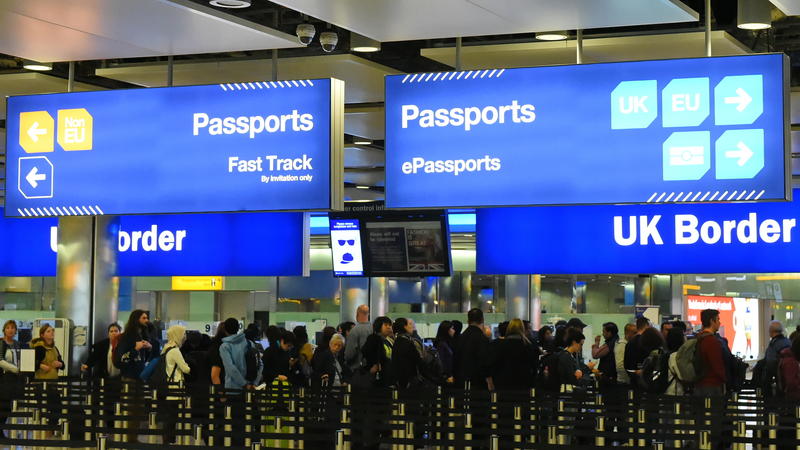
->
[219,318,252,390]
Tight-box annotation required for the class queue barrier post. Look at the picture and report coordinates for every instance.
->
[341,406,351,450]
[733,419,747,450]
[405,421,414,450]
[245,392,253,447]
[547,425,558,445]
[60,418,69,441]
[251,442,262,450]
[767,413,778,450]
[529,389,537,445]
[796,406,800,443]
[224,405,233,447]
[335,429,345,450]
[113,402,124,443]
[513,405,522,445]
[638,408,647,447]
[97,434,108,450]
[490,391,498,432]
[653,442,665,450]
[699,430,711,450]
[489,434,499,450]
[84,393,94,441]
[627,390,635,447]
[447,396,456,450]
[148,411,158,444]
[595,415,606,447]
[673,401,682,448]
[194,424,203,445]
[465,412,473,449]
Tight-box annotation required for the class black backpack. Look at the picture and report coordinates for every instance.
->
[638,349,670,394]
[420,344,446,385]
[244,341,263,384]
[148,347,178,389]
[538,351,563,392]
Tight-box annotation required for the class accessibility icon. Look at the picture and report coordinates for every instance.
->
[18,156,54,199]
[662,131,711,181]
[714,75,763,125]
[715,129,764,179]
[661,77,709,127]
[18,111,54,153]
[610,80,658,130]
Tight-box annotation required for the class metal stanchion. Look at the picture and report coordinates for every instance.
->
[638,408,647,447]
[547,424,558,444]
[627,390,635,447]
[529,388,537,444]
[113,402,124,443]
[341,408,351,450]
[447,396,456,450]
[397,403,407,450]
[335,429,345,450]
[251,442,262,450]
[60,418,69,441]
[465,412,473,449]
[674,401,683,448]
[245,392,253,447]
[148,411,158,444]
[288,400,297,450]
[194,424,203,445]
[10,399,20,440]
[699,430,711,450]
[97,434,108,450]
[490,391,498,432]
[224,405,233,447]
[405,422,414,450]
[84,393,94,441]
[653,442,665,450]
[489,434,499,450]
[274,416,283,448]
[796,406,800,444]
[733,420,746,450]
[513,405,523,445]
[767,413,778,450]
[557,399,567,444]
[596,415,606,446]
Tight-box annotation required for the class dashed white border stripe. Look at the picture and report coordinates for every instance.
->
[20,205,105,216]
[646,192,658,202]
[218,80,315,90]
[647,190,769,203]
[399,68,508,84]
[745,190,756,200]
[755,190,765,200]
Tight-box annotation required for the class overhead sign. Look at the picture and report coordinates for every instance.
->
[386,54,789,208]
[477,189,800,275]
[5,79,344,217]
[0,208,308,277]
[171,276,224,291]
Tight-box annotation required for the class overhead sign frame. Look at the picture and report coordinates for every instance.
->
[4,78,345,217]
[384,53,790,209]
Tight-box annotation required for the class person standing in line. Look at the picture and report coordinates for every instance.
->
[358,317,394,388]
[391,318,423,390]
[31,324,64,432]
[490,318,537,391]
[451,320,463,350]
[537,326,556,354]
[343,305,371,372]
[615,323,636,387]
[592,322,619,387]
[0,320,21,438]
[453,308,493,391]
[665,328,686,396]
[219,318,252,391]
[759,320,792,397]
[434,321,455,383]
[778,336,800,400]
[262,329,295,386]
[557,329,588,391]
[115,310,156,380]
[160,325,191,445]
[290,326,314,386]
[312,333,347,387]
[623,317,651,390]
[82,323,122,380]
[695,309,727,397]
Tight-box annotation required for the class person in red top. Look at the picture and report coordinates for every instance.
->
[778,337,800,400]
[695,309,727,397]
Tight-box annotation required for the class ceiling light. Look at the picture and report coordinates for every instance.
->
[355,185,370,190]
[738,0,771,30]
[353,137,372,145]
[209,0,251,7]
[22,60,52,71]
[351,33,381,52]
[535,31,568,41]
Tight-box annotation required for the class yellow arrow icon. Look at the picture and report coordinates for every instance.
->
[19,111,54,153]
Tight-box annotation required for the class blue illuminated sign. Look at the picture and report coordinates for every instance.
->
[477,189,800,275]
[330,218,364,276]
[0,210,307,276]
[386,54,789,208]
[0,209,57,276]
[5,80,344,217]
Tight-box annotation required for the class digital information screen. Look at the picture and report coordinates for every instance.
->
[686,295,760,360]
[386,54,789,208]
[364,220,449,276]
[5,79,344,216]
[330,218,365,276]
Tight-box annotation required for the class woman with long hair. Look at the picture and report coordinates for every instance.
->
[160,325,191,444]
[434,321,455,382]
[491,318,537,391]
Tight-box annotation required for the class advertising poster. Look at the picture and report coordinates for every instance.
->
[686,295,759,359]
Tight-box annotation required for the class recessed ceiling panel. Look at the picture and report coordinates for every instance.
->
[269,0,698,42]
[0,0,300,62]
[96,54,398,103]
[770,0,800,14]
[422,32,751,69]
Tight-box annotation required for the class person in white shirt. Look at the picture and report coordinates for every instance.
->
[0,320,21,437]
[615,323,636,386]
[161,325,191,444]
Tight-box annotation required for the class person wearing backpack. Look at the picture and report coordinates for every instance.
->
[695,309,727,397]
[635,328,669,393]
[290,326,314,386]
[665,328,686,395]
[778,336,800,400]
[0,320,21,438]
[159,325,190,445]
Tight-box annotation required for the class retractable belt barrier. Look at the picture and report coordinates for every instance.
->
[0,379,798,449]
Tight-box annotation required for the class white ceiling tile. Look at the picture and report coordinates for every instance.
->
[770,0,800,15]
[0,0,300,62]
[0,72,101,120]
[269,0,698,42]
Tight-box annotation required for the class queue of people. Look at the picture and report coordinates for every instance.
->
[2,306,800,444]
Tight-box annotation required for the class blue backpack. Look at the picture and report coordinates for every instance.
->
[141,347,178,387]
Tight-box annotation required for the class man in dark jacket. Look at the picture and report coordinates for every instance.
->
[623,316,651,390]
[760,320,792,397]
[262,329,295,385]
[115,310,157,381]
[453,308,492,390]
[557,329,588,391]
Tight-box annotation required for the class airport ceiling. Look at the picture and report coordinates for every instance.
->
[1,0,800,205]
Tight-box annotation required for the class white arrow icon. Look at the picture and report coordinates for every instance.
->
[27,121,47,142]
[724,141,754,166]
[724,88,752,112]
[26,166,47,188]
